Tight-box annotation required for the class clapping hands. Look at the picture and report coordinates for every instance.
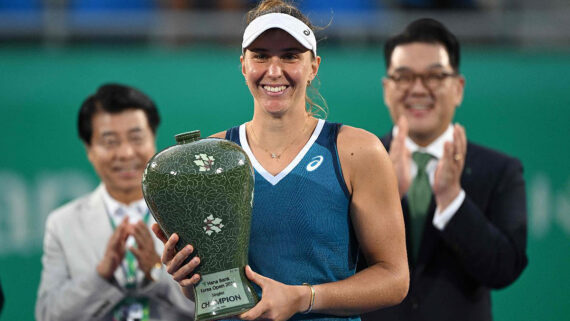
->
[389,116,466,211]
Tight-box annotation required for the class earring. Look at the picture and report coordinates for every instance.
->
[307,80,311,86]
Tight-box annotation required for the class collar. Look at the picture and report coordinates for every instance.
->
[392,124,454,160]
[101,185,147,220]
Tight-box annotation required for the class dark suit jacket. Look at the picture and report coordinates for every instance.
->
[360,131,528,321]
[0,277,4,316]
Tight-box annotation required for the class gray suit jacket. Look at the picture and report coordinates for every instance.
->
[36,184,195,321]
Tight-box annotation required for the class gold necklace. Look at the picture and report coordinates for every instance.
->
[248,118,311,160]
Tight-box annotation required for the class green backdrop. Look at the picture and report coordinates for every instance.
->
[0,44,569,320]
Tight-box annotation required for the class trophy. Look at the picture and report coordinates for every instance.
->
[142,130,259,321]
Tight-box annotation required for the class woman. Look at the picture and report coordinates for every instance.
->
[152,1,409,320]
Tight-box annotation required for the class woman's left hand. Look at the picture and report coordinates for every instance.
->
[239,266,310,321]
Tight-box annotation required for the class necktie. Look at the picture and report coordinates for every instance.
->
[408,151,433,262]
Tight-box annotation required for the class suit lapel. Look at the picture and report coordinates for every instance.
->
[82,185,127,287]
[82,185,113,254]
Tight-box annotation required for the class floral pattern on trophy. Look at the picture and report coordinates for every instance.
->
[142,130,258,320]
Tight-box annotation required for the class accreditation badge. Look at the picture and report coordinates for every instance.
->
[112,297,149,321]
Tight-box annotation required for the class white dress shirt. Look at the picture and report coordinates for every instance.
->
[393,125,466,230]
[101,186,149,286]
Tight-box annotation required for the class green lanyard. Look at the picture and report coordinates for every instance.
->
[104,203,152,321]
[106,209,150,289]
[112,297,150,321]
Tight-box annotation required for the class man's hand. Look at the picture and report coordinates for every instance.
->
[390,116,412,198]
[433,124,467,210]
[129,221,161,279]
[97,217,129,280]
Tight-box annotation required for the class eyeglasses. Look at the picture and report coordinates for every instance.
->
[387,71,457,90]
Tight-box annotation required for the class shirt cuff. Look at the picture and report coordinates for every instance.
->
[433,189,465,230]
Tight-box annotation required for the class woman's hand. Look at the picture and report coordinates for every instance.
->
[239,266,310,321]
[151,223,200,299]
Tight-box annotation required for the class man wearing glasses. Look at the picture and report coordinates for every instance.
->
[360,18,528,321]
[35,84,194,321]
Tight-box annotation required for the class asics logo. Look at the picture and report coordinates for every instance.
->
[306,156,324,172]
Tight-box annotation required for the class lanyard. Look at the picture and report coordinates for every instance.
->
[112,297,150,321]
[106,207,150,289]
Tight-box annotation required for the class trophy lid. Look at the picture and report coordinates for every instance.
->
[175,130,201,144]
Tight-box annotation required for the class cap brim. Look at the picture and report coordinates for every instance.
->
[242,13,317,56]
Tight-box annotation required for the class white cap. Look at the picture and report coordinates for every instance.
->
[242,13,317,57]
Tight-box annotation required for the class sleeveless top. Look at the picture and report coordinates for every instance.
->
[225,119,359,321]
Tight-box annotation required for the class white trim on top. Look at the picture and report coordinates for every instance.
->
[239,118,325,186]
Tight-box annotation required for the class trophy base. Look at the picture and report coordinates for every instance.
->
[194,267,259,321]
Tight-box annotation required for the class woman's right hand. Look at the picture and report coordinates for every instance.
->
[151,223,201,299]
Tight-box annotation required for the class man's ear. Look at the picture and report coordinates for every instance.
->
[85,143,94,164]
[382,77,390,109]
[454,75,466,107]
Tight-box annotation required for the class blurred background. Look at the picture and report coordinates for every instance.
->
[0,0,569,320]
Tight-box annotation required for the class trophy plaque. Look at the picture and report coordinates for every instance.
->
[142,130,258,321]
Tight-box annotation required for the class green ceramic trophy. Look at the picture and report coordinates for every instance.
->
[142,130,259,321]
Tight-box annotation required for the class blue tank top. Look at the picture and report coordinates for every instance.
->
[225,119,359,321]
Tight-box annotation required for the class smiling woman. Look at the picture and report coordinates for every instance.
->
[151,1,410,320]
[241,27,318,120]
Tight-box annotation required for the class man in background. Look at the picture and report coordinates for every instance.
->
[361,18,528,321]
[36,83,194,321]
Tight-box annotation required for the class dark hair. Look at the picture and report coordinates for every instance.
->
[77,83,160,145]
[384,18,460,72]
